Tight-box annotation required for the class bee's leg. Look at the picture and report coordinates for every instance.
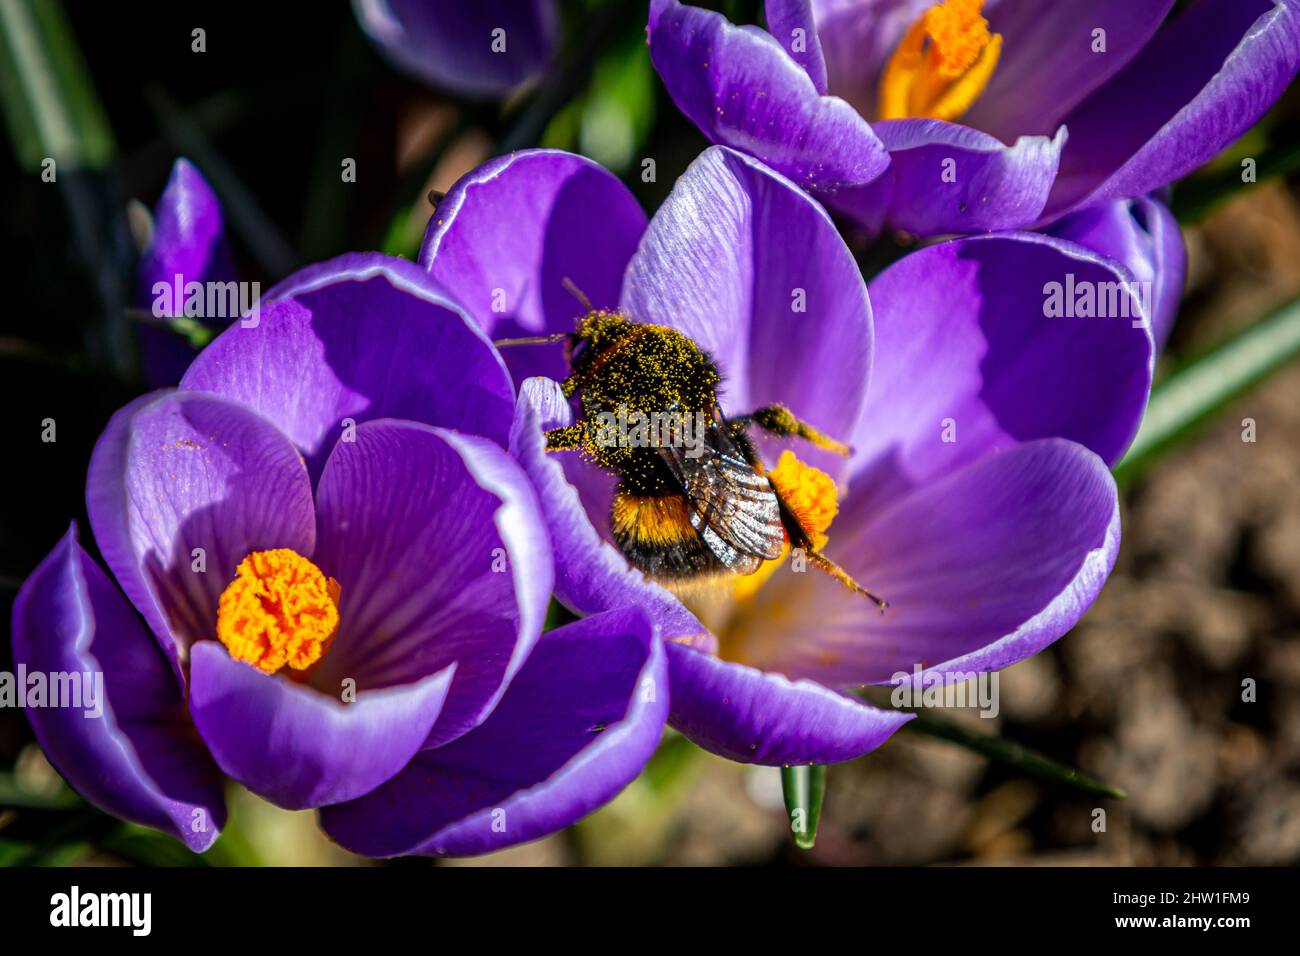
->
[774,487,887,611]
[735,404,852,456]
[804,549,888,611]
[543,422,587,452]
[559,374,579,399]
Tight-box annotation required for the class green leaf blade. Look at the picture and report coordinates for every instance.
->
[0,0,115,173]
[903,712,1126,800]
[1115,293,1300,483]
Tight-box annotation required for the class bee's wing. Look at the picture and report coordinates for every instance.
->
[659,423,786,566]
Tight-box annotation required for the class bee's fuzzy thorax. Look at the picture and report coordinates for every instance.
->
[570,311,721,488]
[767,451,839,550]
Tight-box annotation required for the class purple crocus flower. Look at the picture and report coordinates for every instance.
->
[12,253,667,857]
[648,0,1300,236]
[353,0,558,98]
[420,145,1154,765]
[134,159,235,387]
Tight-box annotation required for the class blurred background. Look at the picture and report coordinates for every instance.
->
[1,0,1297,866]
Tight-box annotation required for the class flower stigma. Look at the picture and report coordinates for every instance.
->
[878,0,1002,122]
[216,548,341,675]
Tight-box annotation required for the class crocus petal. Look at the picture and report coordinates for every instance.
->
[735,439,1120,687]
[666,642,912,765]
[310,419,552,749]
[135,158,235,387]
[189,641,455,810]
[648,0,890,212]
[839,119,1066,236]
[963,1,1176,142]
[181,253,513,480]
[510,378,711,649]
[764,0,828,92]
[352,0,557,98]
[1043,0,1300,220]
[419,149,647,384]
[848,232,1152,514]
[1048,195,1186,351]
[319,606,666,857]
[621,146,872,449]
[86,391,316,679]
[11,526,226,851]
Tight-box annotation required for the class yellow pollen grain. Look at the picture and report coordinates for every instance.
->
[732,452,840,602]
[216,548,341,675]
[878,0,1001,122]
[768,450,838,548]
[924,0,992,76]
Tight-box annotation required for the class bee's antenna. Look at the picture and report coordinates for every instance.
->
[562,276,594,312]
[492,332,573,348]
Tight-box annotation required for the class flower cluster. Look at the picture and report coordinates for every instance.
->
[649,0,1300,236]
[12,0,1299,858]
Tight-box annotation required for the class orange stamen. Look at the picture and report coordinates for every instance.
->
[216,549,341,675]
[878,0,1001,122]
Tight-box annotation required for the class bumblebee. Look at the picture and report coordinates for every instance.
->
[498,287,886,609]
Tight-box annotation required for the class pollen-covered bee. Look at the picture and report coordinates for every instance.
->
[498,284,886,609]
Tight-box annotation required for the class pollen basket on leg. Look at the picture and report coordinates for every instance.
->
[731,451,841,602]
[768,451,839,550]
[216,548,341,675]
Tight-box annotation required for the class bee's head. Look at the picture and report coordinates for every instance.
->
[569,309,635,368]
[574,309,633,348]
[489,309,632,369]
